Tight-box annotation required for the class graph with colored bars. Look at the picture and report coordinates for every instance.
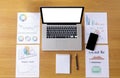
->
[85,13,108,44]
[86,15,104,26]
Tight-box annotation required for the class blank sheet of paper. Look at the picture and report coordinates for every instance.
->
[56,54,70,74]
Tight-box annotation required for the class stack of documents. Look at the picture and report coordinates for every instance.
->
[16,12,40,78]
[84,12,109,77]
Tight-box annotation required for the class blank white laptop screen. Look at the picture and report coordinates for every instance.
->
[41,8,83,23]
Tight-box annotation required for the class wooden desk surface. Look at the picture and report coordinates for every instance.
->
[0,0,120,78]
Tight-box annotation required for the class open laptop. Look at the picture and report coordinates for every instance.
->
[40,7,84,51]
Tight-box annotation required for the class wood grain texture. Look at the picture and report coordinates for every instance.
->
[0,0,120,78]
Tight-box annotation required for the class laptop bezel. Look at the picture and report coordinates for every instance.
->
[40,7,84,24]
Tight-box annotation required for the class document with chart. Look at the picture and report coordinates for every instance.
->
[16,45,40,77]
[17,12,40,44]
[86,45,109,77]
[84,12,108,44]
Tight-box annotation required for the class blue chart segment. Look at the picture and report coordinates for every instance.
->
[86,15,90,25]
[86,15,104,26]
[19,14,27,22]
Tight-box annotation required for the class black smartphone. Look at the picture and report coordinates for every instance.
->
[86,33,98,50]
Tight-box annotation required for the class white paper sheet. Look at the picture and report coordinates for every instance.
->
[17,12,40,44]
[16,45,40,77]
[86,45,109,77]
[56,54,70,74]
[84,12,108,44]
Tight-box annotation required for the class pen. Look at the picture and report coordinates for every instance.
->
[75,53,79,70]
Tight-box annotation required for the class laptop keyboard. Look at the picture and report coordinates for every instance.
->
[47,26,77,38]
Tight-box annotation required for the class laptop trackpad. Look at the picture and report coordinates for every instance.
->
[56,39,70,50]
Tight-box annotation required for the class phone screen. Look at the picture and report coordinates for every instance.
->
[86,33,98,50]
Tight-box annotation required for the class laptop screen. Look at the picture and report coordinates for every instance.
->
[40,7,84,24]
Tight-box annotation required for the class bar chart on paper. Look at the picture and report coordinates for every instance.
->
[84,12,108,44]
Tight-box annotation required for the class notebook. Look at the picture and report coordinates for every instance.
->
[56,54,70,74]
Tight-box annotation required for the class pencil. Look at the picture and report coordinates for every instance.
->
[75,53,79,70]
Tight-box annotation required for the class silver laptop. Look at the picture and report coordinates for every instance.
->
[40,7,84,51]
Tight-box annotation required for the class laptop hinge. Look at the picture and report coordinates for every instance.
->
[47,23,77,25]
